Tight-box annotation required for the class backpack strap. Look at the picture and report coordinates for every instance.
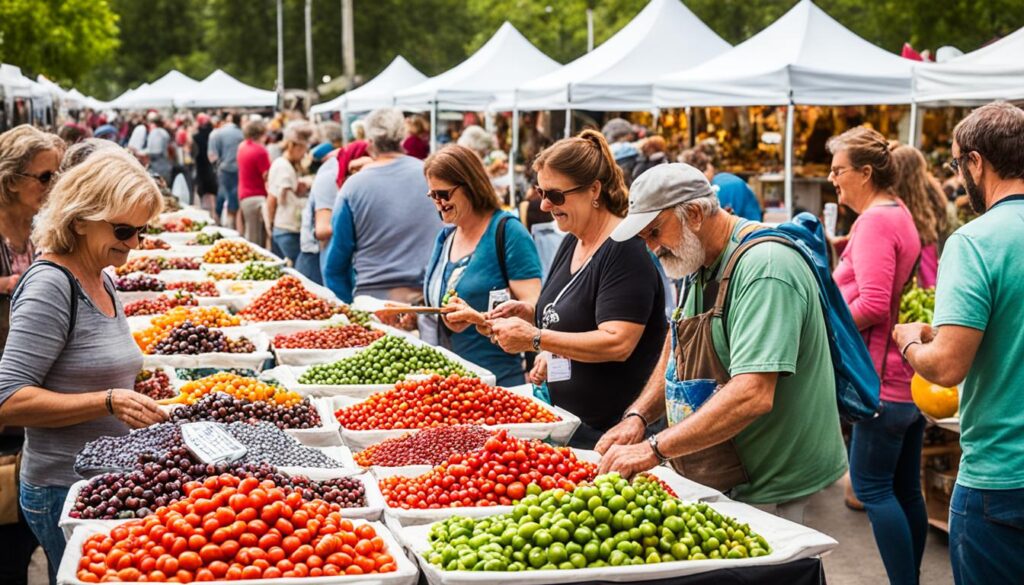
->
[11,260,79,340]
[495,215,511,286]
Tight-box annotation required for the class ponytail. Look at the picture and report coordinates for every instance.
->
[533,129,629,217]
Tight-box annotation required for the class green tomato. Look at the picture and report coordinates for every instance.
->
[573,526,594,545]
[533,529,553,547]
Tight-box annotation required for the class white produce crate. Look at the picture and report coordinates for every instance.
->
[141,326,272,371]
[57,520,419,585]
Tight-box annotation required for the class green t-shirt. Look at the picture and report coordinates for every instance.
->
[682,219,848,504]
[932,199,1024,490]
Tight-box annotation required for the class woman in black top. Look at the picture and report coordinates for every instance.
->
[488,130,666,448]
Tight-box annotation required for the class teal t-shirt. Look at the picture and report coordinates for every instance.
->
[932,198,1024,490]
[682,219,848,504]
[426,212,543,386]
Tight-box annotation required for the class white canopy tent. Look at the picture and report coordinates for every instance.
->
[115,70,199,109]
[508,0,730,116]
[109,84,148,110]
[174,70,276,109]
[654,0,914,214]
[913,26,1024,105]
[0,64,34,98]
[310,56,427,117]
[395,21,560,152]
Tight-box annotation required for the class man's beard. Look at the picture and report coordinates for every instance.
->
[656,226,705,279]
[962,167,987,214]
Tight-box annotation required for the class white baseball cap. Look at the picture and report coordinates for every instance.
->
[611,163,714,242]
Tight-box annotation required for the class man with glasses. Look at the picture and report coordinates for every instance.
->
[894,101,1024,585]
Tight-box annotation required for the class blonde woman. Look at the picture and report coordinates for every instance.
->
[266,122,313,264]
[0,149,167,583]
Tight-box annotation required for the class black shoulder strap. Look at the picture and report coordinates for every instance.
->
[495,215,511,286]
[12,260,79,339]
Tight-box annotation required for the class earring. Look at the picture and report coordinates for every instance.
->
[592,200,599,208]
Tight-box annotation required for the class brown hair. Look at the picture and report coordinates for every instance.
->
[954,101,1024,181]
[405,115,429,136]
[642,136,667,157]
[0,125,63,206]
[243,119,266,140]
[826,127,896,191]
[533,129,628,217]
[890,144,950,245]
[424,145,500,214]
[678,148,710,172]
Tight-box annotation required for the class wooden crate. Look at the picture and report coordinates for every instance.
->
[921,425,961,533]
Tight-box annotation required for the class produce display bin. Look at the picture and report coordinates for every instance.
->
[141,326,273,371]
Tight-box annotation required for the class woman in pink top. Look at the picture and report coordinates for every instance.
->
[829,128,926,585]
[237,119,272,247]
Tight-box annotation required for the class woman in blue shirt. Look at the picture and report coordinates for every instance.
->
[423,145,542,386]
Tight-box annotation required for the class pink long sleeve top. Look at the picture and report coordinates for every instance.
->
[833,201,922,403]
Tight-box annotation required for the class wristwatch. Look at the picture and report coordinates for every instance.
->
[648,435,670,464]
[532,329,543,352]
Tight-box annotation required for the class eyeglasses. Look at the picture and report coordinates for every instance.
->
[427,185,460,202]
[17,170,59,185]
[828,166,853,178]
[103,221,148,241]
[535,183,590,206]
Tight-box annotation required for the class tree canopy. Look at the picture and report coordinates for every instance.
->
[3,0,1022,102]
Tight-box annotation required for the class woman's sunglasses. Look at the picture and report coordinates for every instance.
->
[427,184,461,202]
[535,184,589,206]
[104,221,148,241]
[18,170,59,186]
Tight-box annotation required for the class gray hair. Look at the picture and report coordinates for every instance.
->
[350,119,366,141]
[60,138,122,172]
[363,108,405,153]
[319,122,343,145]
[602,118,634,143]
[673,195,720,227]
[282,121,314,145]
[457,125,494,158]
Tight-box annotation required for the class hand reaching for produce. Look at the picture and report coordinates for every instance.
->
[488,317,540,354]
[594,415,646,455]
[485,299,535,322]
[110,388,168,428]
[528,353,548,385]
[598,440,660,480]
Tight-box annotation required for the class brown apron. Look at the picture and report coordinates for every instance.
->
[665,226,772,492]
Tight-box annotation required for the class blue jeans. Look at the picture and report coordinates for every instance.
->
[216,169,239,213]
[20,482,69,585]
[272,229,301,265]
[295,251,322,284]
[950,484,1024,584]
[850,400,927,585]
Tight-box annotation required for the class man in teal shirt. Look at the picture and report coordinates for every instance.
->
[596,163,847,524]
[894,102,1024,585]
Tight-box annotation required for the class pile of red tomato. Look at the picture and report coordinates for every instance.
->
[76,474,397,583]
[379,430,596,510]
[335,375,560,430]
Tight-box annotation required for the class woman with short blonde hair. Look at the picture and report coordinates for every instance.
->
[0,148,167,583]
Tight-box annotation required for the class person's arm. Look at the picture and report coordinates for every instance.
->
[894,323,982,388]
[208,133,220,164]
[490,317,645,363]
[843,215,901,330]
[315,209,334,244]
[322,197,357,303]
[0,387,166,429]
[595,332,671,453]
[312,159,339,244]
[598,372,778,477]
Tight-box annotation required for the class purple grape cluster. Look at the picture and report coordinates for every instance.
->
[115,274,165,292]
[169,392,322,430]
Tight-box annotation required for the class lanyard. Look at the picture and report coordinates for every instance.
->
[540,252,597,330]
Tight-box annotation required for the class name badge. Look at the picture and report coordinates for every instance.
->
[548,355,572,382]
[488,288,512,311]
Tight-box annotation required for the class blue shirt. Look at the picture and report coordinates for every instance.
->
[301,157,340,254]
[424,211,543,386]
[323,156,441,302]
[713,173,762,221]
[209,123,244,172]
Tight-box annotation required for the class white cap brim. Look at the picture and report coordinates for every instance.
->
[611,209,661,242]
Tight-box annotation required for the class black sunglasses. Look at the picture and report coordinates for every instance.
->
[18,170,59,185]
[535,183,589,206]
[427,184,461,202]
[950,154,970,174]
[104,221,148,241]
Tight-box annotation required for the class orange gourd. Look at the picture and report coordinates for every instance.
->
[910,374,959,419]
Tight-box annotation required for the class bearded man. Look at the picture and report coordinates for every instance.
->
[595,163,847,524]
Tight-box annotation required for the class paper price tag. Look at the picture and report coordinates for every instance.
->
[181,422,248,464]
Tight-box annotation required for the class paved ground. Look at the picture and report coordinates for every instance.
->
[806,475,954,585]
[29,474,954,585]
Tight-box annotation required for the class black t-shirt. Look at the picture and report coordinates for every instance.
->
[536,234,667,430]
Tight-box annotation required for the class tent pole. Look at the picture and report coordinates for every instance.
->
[908,102,919,149]
[509,108,520,208]
[784,103,795,218]
[564,108,572,138]
[651,108,660,133]
[430,102,438,153]
[340,107,347,146]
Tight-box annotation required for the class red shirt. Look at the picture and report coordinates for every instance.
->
[237,139,271,200]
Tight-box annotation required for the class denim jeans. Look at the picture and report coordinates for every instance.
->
[216,169,239,213]
[295,251,322,284]
[19,482,69,585]
[850,400,927,585]
[950,484,1024,585]
[272,229,301,265]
